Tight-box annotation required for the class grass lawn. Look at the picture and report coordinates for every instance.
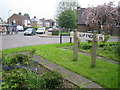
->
[2,43,119,88]
[77,42,119,62]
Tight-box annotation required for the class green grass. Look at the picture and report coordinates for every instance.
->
[64,42,120,62]
[2,43,119,88]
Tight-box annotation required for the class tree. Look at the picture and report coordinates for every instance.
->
[57,9,77,29]
[82,2,119,33]
[24,13,30,19]
[56,0,80,16]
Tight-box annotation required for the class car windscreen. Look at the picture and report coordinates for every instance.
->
[38,28,44,30]
[26,29,33,31]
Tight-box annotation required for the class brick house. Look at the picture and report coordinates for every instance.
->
[7,12,30,26]
[77,7,120,35]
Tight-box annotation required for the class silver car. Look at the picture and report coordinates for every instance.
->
[24,28,36,36]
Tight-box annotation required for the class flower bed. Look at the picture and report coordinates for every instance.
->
[2,53,78,89]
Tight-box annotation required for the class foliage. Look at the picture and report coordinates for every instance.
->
[102,35,110,43]
[41,71,63,89]
[23,13,30,19]
[2,54,32,68]
[33,26,40,30]
[2,68,28,88]
[25,70,46,88]
[82,2,119,30]
[52,30,59,35]
[79,43,92,50]
[26,70,63,89]
[29,49,36,56]
[56,0,80,15]
[2,43,119,88]
[57,9,77,29]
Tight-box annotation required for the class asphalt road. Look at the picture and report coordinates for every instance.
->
[1,33,71,50]
[0,32,119,50]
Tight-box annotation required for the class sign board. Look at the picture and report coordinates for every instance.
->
[70,32,104,41]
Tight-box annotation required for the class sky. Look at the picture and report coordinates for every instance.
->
[0,0,119,21]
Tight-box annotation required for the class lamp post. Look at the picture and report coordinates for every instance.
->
[8,10,11,26]
[8,10,11,34]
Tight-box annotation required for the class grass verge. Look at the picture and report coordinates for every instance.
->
[2,43,119,88]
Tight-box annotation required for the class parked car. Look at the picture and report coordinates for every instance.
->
[24,28,36,36]
[36,27,45,34]
[48,28,54,32]
[16,25,24,31]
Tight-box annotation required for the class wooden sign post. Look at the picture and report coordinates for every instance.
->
[73,29,78,61]
[91,31,97,67]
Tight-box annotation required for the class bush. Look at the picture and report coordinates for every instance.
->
[79,43,92,50]
[29,49,36,56]
[33,26,40,30]
[2,54,32,69]
[52,30,59,35]
[26,70,46,88]
[112,42,120,56]
[26,71,63,89]
[41,71,63,89]
[2,68,28,88]
[102,35,110,43]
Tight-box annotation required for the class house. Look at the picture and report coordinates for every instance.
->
[45,19,55,27]
[7,12,30,26]
[39,18,55,27]
[77,7,120,35]
[31,16,41,27]
[77,7,90,32]
[31,17,56,27]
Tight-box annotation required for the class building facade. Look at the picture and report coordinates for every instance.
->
[7,12,30,26]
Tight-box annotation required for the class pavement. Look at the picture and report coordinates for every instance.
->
[19,52,102,88]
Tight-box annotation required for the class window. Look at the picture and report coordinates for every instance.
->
[115,21,120,27]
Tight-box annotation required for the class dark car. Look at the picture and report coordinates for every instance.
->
[24,28,36,36]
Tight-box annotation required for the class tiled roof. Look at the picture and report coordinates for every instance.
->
[77,7,85,25]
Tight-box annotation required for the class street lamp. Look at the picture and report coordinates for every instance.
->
[8,10,11,26]
[8,10,11,34]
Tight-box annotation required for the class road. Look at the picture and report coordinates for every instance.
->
[1,33,71,50]
[0,33,119,50]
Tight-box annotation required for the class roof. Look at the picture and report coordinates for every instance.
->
[77,8,85,25]
[8,13,29,20]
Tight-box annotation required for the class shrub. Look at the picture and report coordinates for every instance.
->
[2,68,28,88]
[102,35,110,43]
[26,70,63,89]
[112,42,120,56]
[41,71,63,89]
[87,40,92,43]
[79,43,92,50]
[52,30,59,35]
[29,49,36,56]
[2,54,32,69]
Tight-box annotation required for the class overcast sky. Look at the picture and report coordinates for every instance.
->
[0,0,119,21]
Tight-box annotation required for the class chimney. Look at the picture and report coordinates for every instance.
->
[19,12,22,15]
